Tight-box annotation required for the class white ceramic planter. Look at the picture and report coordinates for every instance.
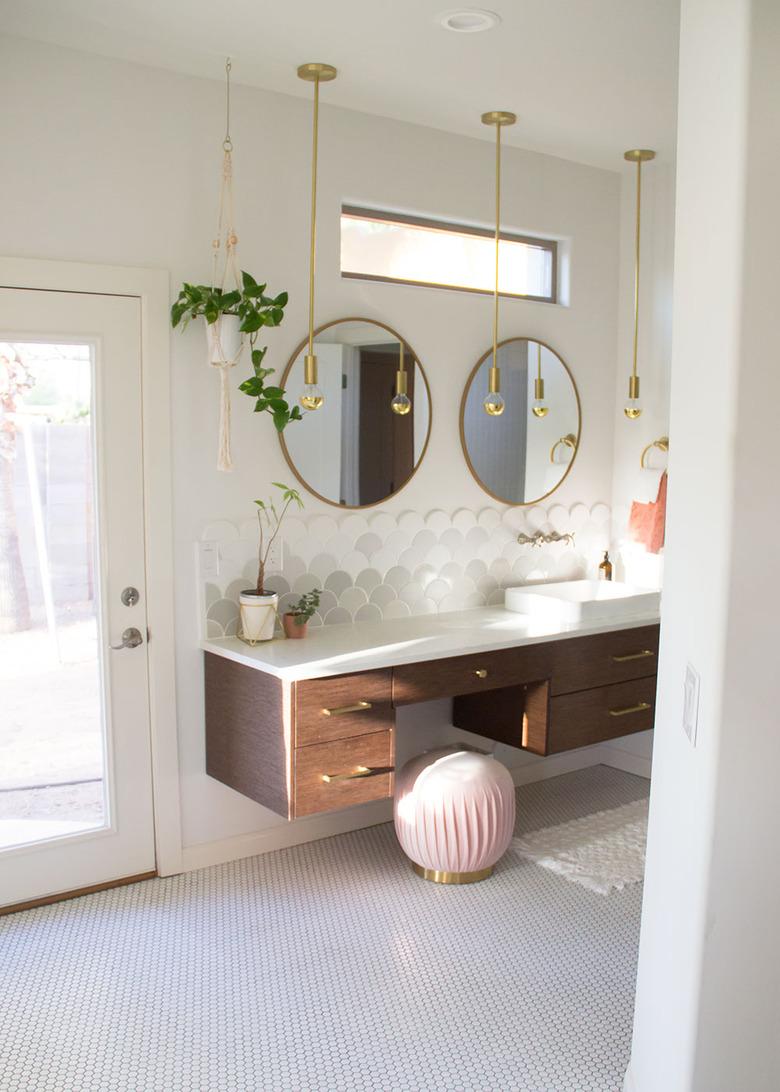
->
[206,313,244,365]
[239,591,278,643]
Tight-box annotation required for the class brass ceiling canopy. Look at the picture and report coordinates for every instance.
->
[481,109,517,417]
[297,62,338,411]
[623,148,656,420]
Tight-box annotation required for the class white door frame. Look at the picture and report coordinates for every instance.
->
[0,255,183,877]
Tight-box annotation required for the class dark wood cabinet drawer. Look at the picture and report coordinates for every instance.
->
[392,644,552,705]
[293,730,394,818]
[550,625,660,695]
[546,675,657,754]
[295,670,394,747]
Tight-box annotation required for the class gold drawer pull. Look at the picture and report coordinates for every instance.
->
[612,650,655,663]
[609,701,651,717]
[474,669,488,679]
[321,765,390,783]
[320,701,373,717]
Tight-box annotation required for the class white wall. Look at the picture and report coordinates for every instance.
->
[627,1,780,1089]
[0,37,626,856]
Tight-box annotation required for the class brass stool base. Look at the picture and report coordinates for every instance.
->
[411,862,494,885]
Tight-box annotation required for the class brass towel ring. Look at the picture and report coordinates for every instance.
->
[550,433,577,464]
[640,435,669,469]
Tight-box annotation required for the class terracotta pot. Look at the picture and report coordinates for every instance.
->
[283,612,308,639]
[238,591,278,643]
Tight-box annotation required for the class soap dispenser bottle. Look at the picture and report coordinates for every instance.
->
[599,551,613,581]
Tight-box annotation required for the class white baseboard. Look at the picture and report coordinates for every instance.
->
[598,744,652,779]
[179,748,608,875]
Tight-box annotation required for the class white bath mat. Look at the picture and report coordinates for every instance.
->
[511,798,648,895]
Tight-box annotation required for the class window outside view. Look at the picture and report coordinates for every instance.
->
[0,342,104,850]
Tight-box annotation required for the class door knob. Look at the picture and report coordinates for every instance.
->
[110,627,144,650]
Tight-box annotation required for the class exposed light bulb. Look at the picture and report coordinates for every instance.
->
[624,396,642,420]
[300,385,324,411]
[483,391,505,416]
[391,392,412,415]
[532,399,549,418]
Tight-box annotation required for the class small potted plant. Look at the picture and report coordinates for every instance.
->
[283,589,321,639]
[239,482,303,644]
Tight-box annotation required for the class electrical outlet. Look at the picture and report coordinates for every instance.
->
[199,540,220,577]
[683,663,700,746]
[265,537,283,574]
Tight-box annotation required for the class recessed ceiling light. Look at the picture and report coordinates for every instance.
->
[437,9,501,33]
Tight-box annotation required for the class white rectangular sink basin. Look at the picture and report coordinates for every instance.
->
[504,580,660,624]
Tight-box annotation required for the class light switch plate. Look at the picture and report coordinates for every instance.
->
[683,663,700,746]
[199,540,220,577]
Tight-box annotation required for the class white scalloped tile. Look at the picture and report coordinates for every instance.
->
[201,520,239,542]
[439,592,468,612]
[261,574,290,596]
[382,599,411,620]
[204,583,221,608]
[323,606,351,626]
[490,558,511,583]
[440,528,464,554]
[568,503,590,530]
[477,573,499,596]
[526,568,549,583]
[554,555,586,581]
[465,558,487,582]
[368,547,397,575]
[355,532,383,558]
[548,505,570,533]
[355,568,383,594]
[411,597,437,615]
[425,579,450,604]
[464,525,490,550]
[322,533,353,563]
[224,616,239,637]
[477,507,502,530]
[451,576,478,600]
[464,590,486,608]
[315,589,339,616]
[440,561,464,584]
[452,508,477,533]
[340,513,370,539]
[369,584,397,608]
[399,582,424,607]
[385,565,411,592]
[283,555,306,583]
[340,550,371,579]
[412,528,437,555]
[207,598,239,629]
[398,510,425,535]
[280,516,307,544]
[309,514,339,542]
[426,544,451,570]
[453,543,476,568]
[309,553,339,581]
[206,618,224,638]
[487,587,505,606]
[591,502,611,526]
[355,603,383,624]
[501,541,524,565]
[425,509,450,533]
[501,508,528,532]
[412,563,438,589]
[369,511,397,536]
[324,570,353,598]
[308,612,324,628]
[292,572,322,594]
[512,556,539,580]
[384,529,410,557]
[291,534,321,568]
[339,586,369,614]
[527,506,549,531]
[397,547,424,573]
[477,541,502,565]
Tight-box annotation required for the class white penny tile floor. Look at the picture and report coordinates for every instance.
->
[0,765,649,1092]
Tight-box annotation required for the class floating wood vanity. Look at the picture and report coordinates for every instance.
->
[203,609,659,820]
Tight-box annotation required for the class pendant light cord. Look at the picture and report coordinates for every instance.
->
[492,121,501,368]
[632,158,642,381]
[307,75,320,359]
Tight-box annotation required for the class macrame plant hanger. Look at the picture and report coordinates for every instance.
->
[210,58,243,471]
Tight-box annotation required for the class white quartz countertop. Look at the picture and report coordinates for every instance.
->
[201,606,661,682]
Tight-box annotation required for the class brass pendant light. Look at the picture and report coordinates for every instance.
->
[391,342,412,415]
[623,148,656,419]
[481,110,516,416]
[297,62,337,411]
[531,342,549,417]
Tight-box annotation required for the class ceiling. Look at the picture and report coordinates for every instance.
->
[2,0,680,170]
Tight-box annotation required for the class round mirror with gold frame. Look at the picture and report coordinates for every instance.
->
[279,318,432,508]
[460,337,580,506]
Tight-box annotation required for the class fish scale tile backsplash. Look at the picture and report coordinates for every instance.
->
[200,503,611,638]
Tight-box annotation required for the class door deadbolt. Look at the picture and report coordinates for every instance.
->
[121,586,140,607]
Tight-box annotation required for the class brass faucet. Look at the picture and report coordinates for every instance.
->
[517,530,576,548]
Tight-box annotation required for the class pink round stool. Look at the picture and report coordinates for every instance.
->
[394,748,516,884]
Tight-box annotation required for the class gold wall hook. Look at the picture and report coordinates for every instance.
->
[640,435,669,469]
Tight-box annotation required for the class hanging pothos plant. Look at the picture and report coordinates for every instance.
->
[170,272,301,432]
